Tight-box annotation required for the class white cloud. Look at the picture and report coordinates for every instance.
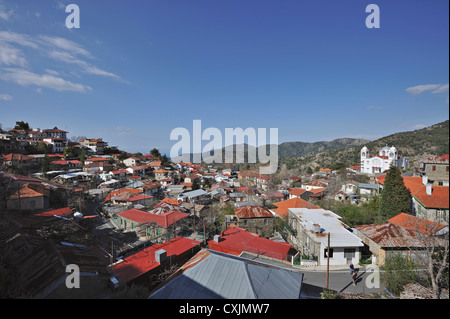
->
[0,2,14,21]
[0,41,28,67]
[49,50,121,80]
[0,31,124,92]
[39,35,92,58]
[0,93,13,101]
[0,68,92,93]
[412,124,427,130]
[406,83,449,96]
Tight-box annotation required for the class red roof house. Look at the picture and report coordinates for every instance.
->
[208,227,295,261]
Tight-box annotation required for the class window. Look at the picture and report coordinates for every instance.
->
[432,165,436,171]
[446,166,449,172]
[324,248,334,258]
[264,218,269,225]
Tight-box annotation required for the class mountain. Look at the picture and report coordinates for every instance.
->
[281,120,449,171]
[278,138,370,158]
[171,120,449,173]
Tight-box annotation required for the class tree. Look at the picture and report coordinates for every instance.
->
[13,121,30,131]
[150,148,161,158]
[379,166,412,220]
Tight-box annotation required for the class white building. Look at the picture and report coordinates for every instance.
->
[287,208,363,266]
[360,146,408,174]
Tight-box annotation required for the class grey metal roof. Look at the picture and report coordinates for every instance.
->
[358,183,378,189]
[149,250,303,299]
[179,189,208,198]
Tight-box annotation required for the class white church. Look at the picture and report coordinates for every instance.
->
[360,146,409,174]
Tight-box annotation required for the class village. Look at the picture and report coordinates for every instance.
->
[0,124,449,300]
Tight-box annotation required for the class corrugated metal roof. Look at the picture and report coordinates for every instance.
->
[149,249,303,299]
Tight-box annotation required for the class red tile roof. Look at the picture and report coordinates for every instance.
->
[36,207,72,217]
[161,198,181,206]
[288,188,309,196]
[3,153,34,161]
[111,237,201,283]
[126,194,153,202]
[273,197,321,219]
[208,227,293,261]
[377,175,449,209]
[117,209,189,227]
[9,183,50,199]
[388,213,447,235]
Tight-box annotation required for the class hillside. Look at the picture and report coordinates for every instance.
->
[281,120,449,172]
[278,138,369,158]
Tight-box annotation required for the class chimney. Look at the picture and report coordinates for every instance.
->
[313,224,321,233]
[422,175,428,186]
[155,249,167,263]
[214,234,220,242]
[426,183,432,196]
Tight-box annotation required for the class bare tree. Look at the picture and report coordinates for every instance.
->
[400,214,449,299]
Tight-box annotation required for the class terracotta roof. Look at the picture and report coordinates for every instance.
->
[234,206,273,219]
[3,153,34,161]
[273,197,321,219]
[105,188,142,201]
[9,183,50,199]
[377,175,449,209]
[388,213,447,235]
[126,194,153,202]
[118,209,189,227]
[288,188,309,196]
[149,161,162,167]
[208,227,293,261]
[161,198,181,206]
[85,157,109,162]
[111,237,201,284]
[36,207,72,217]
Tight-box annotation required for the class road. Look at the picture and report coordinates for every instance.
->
[300,267,385,298]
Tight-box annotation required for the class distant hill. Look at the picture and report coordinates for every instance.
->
[278,138,369,158]
[171,120,449,173]
[281,120,449,172]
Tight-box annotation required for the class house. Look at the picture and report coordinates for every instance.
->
[178,189,208,203]
[2,153,35,169]
[79,138,107,155]
[149,160,162,170]
[126,194,154,207]
[110,237,201,287]
[354,215,447,266]
[83,162,114,172]
[149,249,304,299]
[127,165,148,178]
[154,169,169,181]
[288,188,312,200]
[287,208,363,266]
[109,169,130,182]
[377,175,449,224]
[358,183,379,197]
[115,208,189,242]
[233,205,274,237]
[341,181,359,195]
[271,197,321,220]
[84,157,110,165]
[416,154,449,186]
[208,227,296,262]
[123,156,141,167]
[7,183,51,211]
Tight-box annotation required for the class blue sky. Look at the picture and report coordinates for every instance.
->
[1,0,448,155]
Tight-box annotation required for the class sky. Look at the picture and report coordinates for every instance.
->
[1,0,449,155]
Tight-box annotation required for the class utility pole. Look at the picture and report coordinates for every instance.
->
[326,232,330,290]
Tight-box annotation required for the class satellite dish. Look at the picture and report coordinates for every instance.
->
[74,212,83,219]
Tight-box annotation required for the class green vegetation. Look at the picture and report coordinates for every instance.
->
[379,166,412,219]
[381,253,419,296]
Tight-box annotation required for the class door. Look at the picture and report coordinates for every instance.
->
[344,248,356,264]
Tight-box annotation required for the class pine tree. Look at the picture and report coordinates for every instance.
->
[379,166,412,219]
